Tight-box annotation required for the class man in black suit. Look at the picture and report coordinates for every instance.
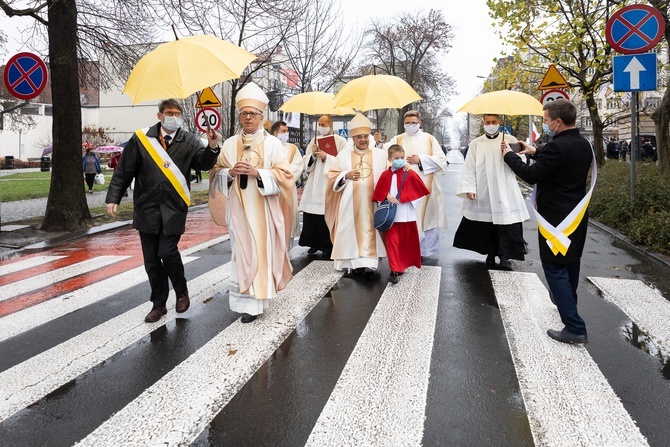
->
[106,99,220,323]
[500,100,593,344]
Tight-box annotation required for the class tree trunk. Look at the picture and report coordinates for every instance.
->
[228,80,240,137]
[41,0,90,231]
[585,94,605,167]
[651,86,670,176]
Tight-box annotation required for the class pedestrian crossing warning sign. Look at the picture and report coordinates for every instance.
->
[538,65,569,90]
[195,87,221,108]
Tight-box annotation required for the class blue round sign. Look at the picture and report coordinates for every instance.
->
[606,5,665,54]
[3,52,48,100]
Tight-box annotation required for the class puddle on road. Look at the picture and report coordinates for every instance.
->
[622,321,670,380]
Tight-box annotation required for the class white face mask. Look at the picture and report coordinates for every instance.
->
[162,115,182,132]
[317,126,331,136]
[404,123,420,135]
[276,133,289,144]
[484,124,499,135]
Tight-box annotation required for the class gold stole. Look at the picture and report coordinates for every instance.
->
[351,150,377,257]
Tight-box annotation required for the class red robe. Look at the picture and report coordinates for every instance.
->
[373,168,430,272]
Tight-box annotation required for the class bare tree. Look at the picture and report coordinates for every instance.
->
[165,0,307,137]
[281,0,363,145]
[1,0,162,231]
[365,9,455,134]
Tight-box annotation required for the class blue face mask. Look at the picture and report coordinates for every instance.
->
[542,120,556,137]
[392,159,406,169]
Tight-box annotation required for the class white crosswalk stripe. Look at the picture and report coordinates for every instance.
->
[75,261,342,446]
[306,266,441,446]
[0,255,66,277]
[0,241,664,446]
[0,255,130,301]
[588,276,670,355]
[490,271,649,447]
[0,236,230,343]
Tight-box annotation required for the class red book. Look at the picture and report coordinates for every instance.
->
[316,135,338,157]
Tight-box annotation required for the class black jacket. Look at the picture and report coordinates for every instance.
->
[503,128,592,264]
[105,123,220,235]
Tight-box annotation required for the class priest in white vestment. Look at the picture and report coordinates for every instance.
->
[208,83,295,323]
[299,114,350,258]
[454,114,529,270]
[325,113,388,277]
[384,110,448,257]
[271,120,304,240]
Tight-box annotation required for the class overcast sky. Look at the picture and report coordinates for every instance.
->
[1,1,508,140]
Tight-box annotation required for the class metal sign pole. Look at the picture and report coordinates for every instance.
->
[630,92,637,208]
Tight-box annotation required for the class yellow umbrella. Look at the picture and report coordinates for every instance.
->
[123,35,256,105]
[280,91,356,116]
[332,74,422,111]
[457,90,543,116]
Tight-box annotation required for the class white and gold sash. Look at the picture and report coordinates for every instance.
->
[531,147,596,256]
[136,128,191,206]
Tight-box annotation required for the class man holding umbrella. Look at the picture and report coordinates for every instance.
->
[106,99,220,323]
[453,113,529,270]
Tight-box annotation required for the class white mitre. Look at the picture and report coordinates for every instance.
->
[349,113,372,137]
[236,82,269,112]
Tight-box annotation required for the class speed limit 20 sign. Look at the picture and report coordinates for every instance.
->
[195,107,221,133]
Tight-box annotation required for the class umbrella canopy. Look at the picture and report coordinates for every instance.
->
[42,145,52,157]
[92,145,124,154]
[333,74,422,112]
[280,91,355,116]
[123,35,256,105]
[457,90,544,116]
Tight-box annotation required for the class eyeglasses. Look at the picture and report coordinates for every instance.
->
[162,111,182,117]
[239,111,263,118]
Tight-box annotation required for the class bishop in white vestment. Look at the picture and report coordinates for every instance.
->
[209,83,295,323]
[325,113,388,276]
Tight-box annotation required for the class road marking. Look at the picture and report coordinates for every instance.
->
[0,256,130,302]
[0,255,66,276]
[588,277,670,355]
[0,260,226,422]
[306,266,441,446]
[75,261,341,447]
[490,271,649,447]
[0,236,230,343]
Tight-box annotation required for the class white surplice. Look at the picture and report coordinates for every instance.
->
[456,133,529,225]
[385,130,448,256]
[299,134,350,215]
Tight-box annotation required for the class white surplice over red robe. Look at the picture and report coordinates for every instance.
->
[325,146,388,271]
[384,130,448,256]
[208,130,295,316]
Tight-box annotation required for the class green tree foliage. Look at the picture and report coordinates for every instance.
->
[487,0,614,166]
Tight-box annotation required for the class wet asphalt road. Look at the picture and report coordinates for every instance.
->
[0,162,669,446]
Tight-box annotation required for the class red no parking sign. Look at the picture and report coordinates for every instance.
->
[3,52,48,100]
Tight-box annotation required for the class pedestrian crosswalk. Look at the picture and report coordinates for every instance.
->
[0,241,668,446]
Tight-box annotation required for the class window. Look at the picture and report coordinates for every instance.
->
[582,117,592,127]
[607,98,619,109]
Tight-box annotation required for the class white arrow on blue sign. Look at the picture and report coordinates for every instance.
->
[613,53,657,92]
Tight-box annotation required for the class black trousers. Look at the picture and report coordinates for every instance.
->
[85,173,96,190]
[139,231,186,307]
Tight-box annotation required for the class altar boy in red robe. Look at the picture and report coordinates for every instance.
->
[372,144,431,284]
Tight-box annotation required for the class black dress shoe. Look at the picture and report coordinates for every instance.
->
[388,272,399,284]
[486,255,496,266]
[547,328,588,344]
[307,247,319,254]
[144,306,167,323]
[241,313,258,323]
[360,267,374,278]
[499,259,513,271]
[321,250,332,259]
[175,290,190,313]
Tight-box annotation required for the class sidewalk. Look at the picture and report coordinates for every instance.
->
[0,175,211,259]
